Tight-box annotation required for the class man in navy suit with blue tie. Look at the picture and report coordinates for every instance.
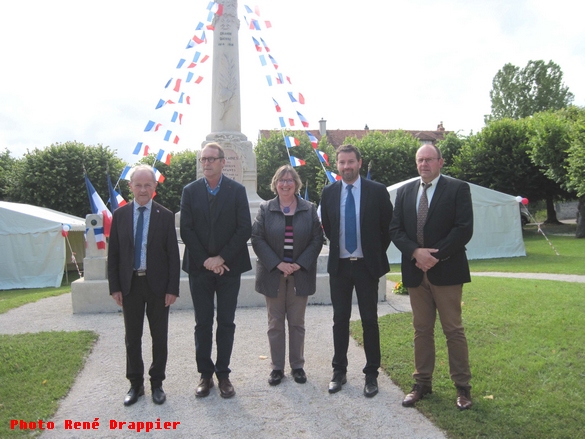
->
[320,144,393,398]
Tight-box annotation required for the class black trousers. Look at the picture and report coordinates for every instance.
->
[123,274,170,389]
[329,258,380,377]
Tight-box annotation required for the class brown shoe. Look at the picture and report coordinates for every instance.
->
[402,383,432,407]
[456,387,473,410]
[195,377,214,397]
[218,378,235,399]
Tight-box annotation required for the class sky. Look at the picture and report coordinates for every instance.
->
[1,0,584,165]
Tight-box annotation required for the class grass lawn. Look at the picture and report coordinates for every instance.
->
[0,331,98,438]
[372,224,585,439]
[0,271,80,315]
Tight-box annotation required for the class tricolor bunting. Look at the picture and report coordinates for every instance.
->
[156,149,172,165]
[133,142,150,156]
[84,175,113,237]
[284,136,300,148]
[289,156,306,167]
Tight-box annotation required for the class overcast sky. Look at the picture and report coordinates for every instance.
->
[1,0,584,164]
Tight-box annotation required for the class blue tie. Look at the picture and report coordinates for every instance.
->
[134,206,146,270]
[345,184,357,254]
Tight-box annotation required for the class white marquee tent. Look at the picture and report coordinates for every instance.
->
[0,201,86,290]
[387,177,526,263]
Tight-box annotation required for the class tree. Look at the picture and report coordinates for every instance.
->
[486,60,574,123]
[254,131,335,203]
[437,132,467,176]
[7,141,126,218]
[350,130,419,187]
[450,118,567,214]
[566,111,585,238]
[0,149,15,200]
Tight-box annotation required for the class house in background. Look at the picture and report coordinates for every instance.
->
[259,119,451,148]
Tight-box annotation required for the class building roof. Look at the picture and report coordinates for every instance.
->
[259,123,450,149]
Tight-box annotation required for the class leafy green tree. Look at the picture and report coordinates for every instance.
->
[350,130,419,186]
[437,131,467,176]
[255,131,335,203]
[565,112,585,238]
[0,149,15,200]
[486,60,574,123]
[137,150,199,213]
[7,141,126,217]
[450,118,566,213]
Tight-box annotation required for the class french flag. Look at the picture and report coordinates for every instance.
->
[284,137,300,147]
[133,142,150,156]
[252,36,262,52]
[296,111,309,127]
[164,130,180,144]
[306,131,318,149]
[316,149,329,166]
[144,121,162,132]
[288,92,305,104]
[156,149,172,165]
[326,171,342,183]
[107,173,127,211]
[260,37,270,52]
[153,168,165,183]
[170,111,183,124]
[289,156,306,167]
[92,226,107,250]
[120,166,132,181]
[268,55,278,69]
[207,1,223,16]
[272,98,281,112]
[84,175,112,237]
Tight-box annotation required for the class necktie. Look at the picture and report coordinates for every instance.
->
[416,183,431,246]
[345,184,357,254]
[134,206,146,270]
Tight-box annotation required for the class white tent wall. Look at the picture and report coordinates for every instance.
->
[0,202,86,290]
[387,177,526,263]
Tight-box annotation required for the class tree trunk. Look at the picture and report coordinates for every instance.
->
[544,196,562,224]
[576,196,585,239]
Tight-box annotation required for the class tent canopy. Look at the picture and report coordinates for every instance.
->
[387,177,526,263]
[0,201,86,290]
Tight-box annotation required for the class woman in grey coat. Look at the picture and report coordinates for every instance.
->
[251,165,323,386]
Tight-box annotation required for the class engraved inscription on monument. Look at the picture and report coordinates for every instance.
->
[222,148,243,183]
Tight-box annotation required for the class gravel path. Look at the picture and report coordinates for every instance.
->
[7,272,581,438]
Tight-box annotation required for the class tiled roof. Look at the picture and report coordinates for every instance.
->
[258,128,450,149]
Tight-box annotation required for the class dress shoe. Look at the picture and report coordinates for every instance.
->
[402,383,432,407]
[292,368,307,384]
[364,375,378,398]
[218,377,236,398]
[123,385,144,406]
[456,386,473,410]
[152,387,166,405]
[328,371,347,394]
[268,370,284,386]
[195,377,214,397]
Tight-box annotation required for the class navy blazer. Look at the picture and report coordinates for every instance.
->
[108,201,180,297]
[320,177,393,279]
[389,175,473,287]
[180,175,252,275]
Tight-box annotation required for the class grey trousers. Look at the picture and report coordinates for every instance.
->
[265,275,309,371]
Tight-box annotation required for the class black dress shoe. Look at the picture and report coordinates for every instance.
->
[218,377,235,398]
[152,387,166,405]
[364,375,378,398]
[268,370,284,386]
[196,377,214,397]
[292,368,307,384]
[124,386,144,406]
[402,383,432,407]
[328,372,347,394]
[456,386,473,410]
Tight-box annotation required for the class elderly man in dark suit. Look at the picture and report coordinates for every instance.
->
[320,144,393,398]
[390,144,474,410]
[108,165,180,406]
[180,142,252,399]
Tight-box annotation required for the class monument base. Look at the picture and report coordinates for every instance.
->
[70,247,387,314]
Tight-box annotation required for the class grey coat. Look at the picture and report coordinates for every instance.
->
[251,196,324,297]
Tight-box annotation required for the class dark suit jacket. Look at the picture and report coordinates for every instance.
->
[389,175,473,287]
[108,201,180,297]
[320,177,393,279]
[180,175,252,275]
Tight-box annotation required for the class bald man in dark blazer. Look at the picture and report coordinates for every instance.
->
[390,144,474,410]
[108,165,180,406]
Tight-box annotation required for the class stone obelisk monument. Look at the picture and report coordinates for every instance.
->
[200,0,262,214]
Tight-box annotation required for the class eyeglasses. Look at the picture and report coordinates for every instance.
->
[416,157,439,164]
[278,179,294,185]
[199,156,224,163]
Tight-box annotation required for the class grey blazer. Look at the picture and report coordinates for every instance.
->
[251,196,324,297]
